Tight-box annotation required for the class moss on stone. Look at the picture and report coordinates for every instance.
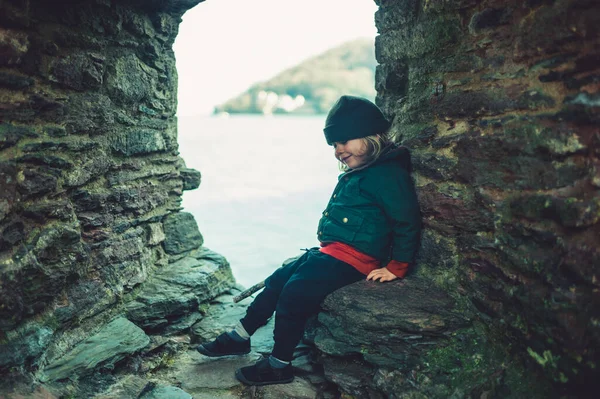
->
[421,324,551,398]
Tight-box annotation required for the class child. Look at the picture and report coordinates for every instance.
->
[197,95,421,386]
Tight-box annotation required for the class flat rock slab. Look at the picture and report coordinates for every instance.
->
[177,350,261,391]
[93,374,148,399]
[42,317,149,382]
[151,349,322,399]
[126,247,235,329]
[140,385,192,399]
[312,277,469,367]
[246,376,319,399]
[189,390,243,399]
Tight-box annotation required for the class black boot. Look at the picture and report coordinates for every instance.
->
[235,357,294,386]
[197,332,251,357]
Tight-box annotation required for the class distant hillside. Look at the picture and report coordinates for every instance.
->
[213,38,377,115]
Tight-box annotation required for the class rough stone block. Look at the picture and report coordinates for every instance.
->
[17,224,89,310]
[17,168,58,198]
[162,212,203,255]
[422,0,477,12]
[41,317,150,381]
[111,129,167,156]
[65,93,116,136]
[468,7,512,34]
[181,167,201,191]
[49,53,105,91]
[375,61,408,95]
[454,130,588,190]
[126,247,234,330]
[0,28,29,65]
[0,161,18,222]
[415,229,458,272]
[375,15,462,61]
[54,280,106,323]
[17,154,73,169]
[0,70,34,89]
[514,0,599,61]
[0,122,38,150]
[509,194,600,228]
[0,324,53,368]
[411,152,456,181]
[418,183,493,233]
[433,88,555,118]
[146,222,166,245]
[106,54,156,104]
[374,0,419,32]
[140,385,192,399]
[311,278,469,367]
[0,218,26,250]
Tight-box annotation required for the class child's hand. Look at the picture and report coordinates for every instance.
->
[366,267,398,282]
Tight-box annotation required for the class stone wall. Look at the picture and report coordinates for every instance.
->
[1,0,598,397]
[368,0,598,395]
[0,0,235,390]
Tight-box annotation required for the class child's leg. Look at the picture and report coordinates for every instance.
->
[239,249,313,336]
[197,250,314,358]
[271,251,364,361]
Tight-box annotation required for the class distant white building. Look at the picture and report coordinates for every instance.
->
[256,91,305,114]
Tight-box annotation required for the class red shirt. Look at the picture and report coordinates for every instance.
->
[319,242,409,278]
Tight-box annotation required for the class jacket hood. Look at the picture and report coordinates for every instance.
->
[376,144,411,171]
[344,143,412,175]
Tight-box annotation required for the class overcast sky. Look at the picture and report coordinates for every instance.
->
[174,0,379,116]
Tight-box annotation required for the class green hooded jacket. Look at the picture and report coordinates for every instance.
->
[317,144,421,264]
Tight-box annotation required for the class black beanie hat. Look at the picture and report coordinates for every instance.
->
[323,95,391,145]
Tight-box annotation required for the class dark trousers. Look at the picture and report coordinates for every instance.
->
[239,248,364,361]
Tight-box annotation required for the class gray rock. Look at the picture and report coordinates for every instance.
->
[162,313,203,335]
[162,212,203,255]
[321,356,376,398]
[190,390,241,399]
[92,374,148,399]
[145,223,165,246]
[64,93,116,136]
[0,29,29,65]
[252,376,319,399]
[126,247,235,330]
[111,128,167,156]
[181,351,261,390]
[42,317,150,381]
[140,384,192,399]
[0,325,53,368]
[49,52,105,91]
[181,167,201,190]
[0,122,38,150]
[3,223,89,328]
[54,280,106,323]
[0,70,34,89]
[311,277,469,368]
[17,167,57,197]
[105,54,155,105]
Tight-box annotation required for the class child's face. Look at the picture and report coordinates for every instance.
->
[334,138,369,169]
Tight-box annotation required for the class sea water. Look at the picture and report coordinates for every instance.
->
[177,114,340,288]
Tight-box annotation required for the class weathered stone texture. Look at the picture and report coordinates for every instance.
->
[125,247,234,331]
[41,317,150,382]
[0,0,210,388]
[1,0,598,397]
[332,0,600,397]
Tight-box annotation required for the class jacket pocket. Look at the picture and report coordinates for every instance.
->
[323,207,365,242]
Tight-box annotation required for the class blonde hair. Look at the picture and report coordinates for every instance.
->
[338,133,392,171]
